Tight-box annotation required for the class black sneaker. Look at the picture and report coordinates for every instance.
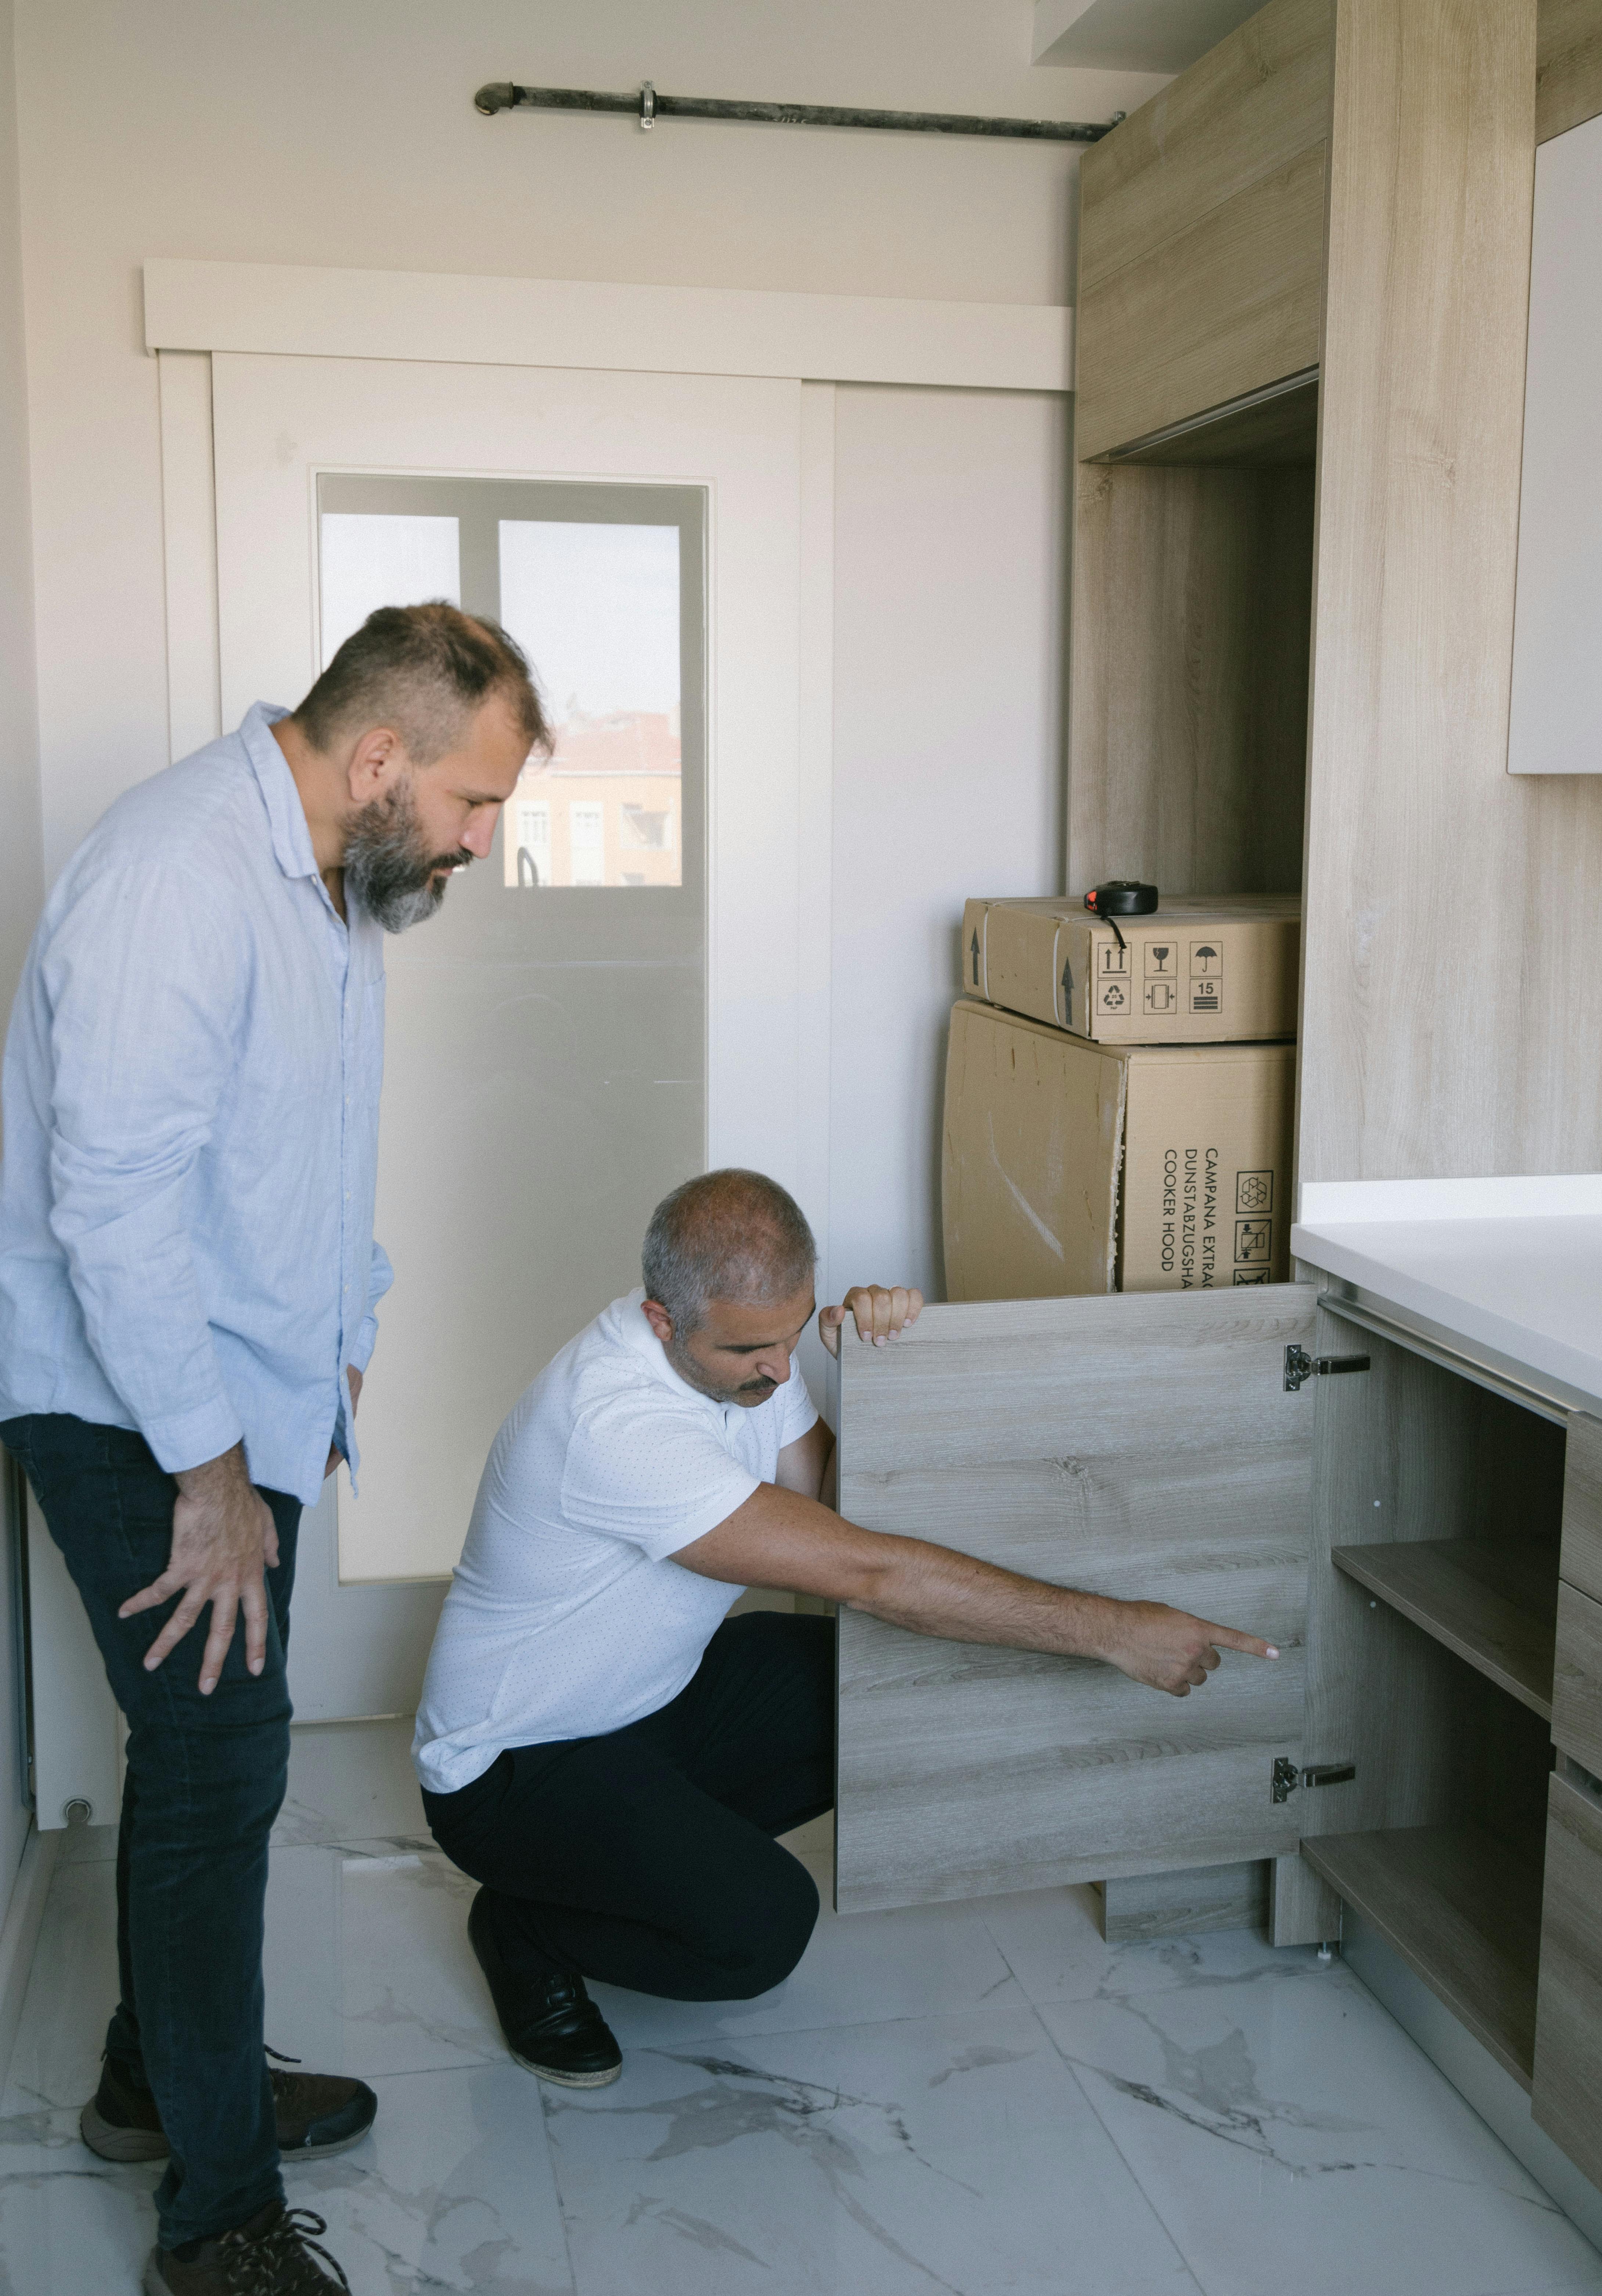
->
[144,2201,349,2293]
[82,2051,377,2164]
[466,1889,622,2087]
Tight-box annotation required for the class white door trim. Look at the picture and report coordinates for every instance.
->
[143,258,1074,394]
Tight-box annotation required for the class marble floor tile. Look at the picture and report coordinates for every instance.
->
[588,1876,1027,2054]
[0,2105,161,2296]
[976,1878,1302,2010]
[57,1817,118,1865]
[281,2063,573,2295]
[0,2065,576,2296]
[273,1718,429,1848]
[1,1858,117,2118]
[261,1841,502,2080]
[1037,1960,1602,2296]
[541,2000,1200,2296]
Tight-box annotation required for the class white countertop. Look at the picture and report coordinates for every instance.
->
[1291,1176,1602,1414]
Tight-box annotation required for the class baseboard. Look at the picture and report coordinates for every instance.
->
[0,1823,62,2092]
[1343,1908,1602,2257]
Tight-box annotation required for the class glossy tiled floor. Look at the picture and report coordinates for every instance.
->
[2,1722,1599,2296]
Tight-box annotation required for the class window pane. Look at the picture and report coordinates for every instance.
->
[498,521,682,889]
[319,513,460,664]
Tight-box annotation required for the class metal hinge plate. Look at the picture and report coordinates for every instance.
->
[1273,1756,1358,1804]
[1284,1344,1372,1393]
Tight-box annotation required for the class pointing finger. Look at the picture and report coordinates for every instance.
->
[1205,1623,1281,1659]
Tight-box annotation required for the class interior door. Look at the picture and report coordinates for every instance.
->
[833,1284,1316,1913]
[208,352,805,1717]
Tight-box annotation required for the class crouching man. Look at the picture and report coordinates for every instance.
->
[413,1168,1277,2088]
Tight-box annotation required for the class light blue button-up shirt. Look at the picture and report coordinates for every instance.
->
[0,703,392,1506]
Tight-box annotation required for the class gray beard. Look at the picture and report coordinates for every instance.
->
[343,779,466,934]
[664,1333,777,1408]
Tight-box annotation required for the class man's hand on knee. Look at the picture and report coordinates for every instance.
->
[119,1443,279,1694]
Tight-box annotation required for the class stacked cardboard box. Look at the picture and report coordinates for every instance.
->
[943,897,1299,1300]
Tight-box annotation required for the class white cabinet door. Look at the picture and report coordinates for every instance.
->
[834,1285,1316,1912]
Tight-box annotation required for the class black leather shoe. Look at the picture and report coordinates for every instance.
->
[467,1889,622,2087]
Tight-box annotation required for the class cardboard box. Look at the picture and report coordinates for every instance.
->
[942,999,1295,1301]
[960,894,1299,1045]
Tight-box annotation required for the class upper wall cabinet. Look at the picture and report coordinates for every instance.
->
[1073,0,1332,462]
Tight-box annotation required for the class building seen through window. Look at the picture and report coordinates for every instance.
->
[499,520,684,891]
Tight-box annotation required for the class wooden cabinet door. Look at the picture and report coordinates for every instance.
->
[833,1286,1316,1913]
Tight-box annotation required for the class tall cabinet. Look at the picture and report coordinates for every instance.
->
[1066,0,1602,1183]
[832,0,1602,2210]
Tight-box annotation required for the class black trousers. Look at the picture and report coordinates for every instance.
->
[424,1611,836,2002]
[2,1412,300,2251]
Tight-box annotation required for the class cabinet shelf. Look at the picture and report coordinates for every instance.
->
[1331,1538,1559,1720]
[1303,1826,1543,2090]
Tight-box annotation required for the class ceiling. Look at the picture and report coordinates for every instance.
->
[1032,0,1266,74]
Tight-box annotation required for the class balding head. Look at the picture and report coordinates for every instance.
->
[642,1170,817,1337]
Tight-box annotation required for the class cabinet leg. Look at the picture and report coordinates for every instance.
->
[1271,1850,1343,1947]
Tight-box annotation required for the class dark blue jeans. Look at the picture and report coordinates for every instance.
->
[2,1413,300,2250]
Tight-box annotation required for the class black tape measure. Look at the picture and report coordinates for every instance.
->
[1084,880,1159,916]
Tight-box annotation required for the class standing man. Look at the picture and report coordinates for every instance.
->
[0,604,546,2295]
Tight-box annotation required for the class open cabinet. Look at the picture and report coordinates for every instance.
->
[833,1291,1602,2190]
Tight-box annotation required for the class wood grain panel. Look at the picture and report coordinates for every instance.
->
[1098,1859,1268,1942]
[1531,1771,1602,2185]
[1537,0,1602,140]
[1104,375,1318,468]
[1076,144,1326,464]
[1299,0,1602,1185]
[1552,1580,1602,1776]
[1561,1413,1602,1602]
[1331,1539,1559,1719]
[834,1286,1315,1913]
[1270,1849,1342,1946]
[1079,0,1333,297]
[1298,1305,1563,1848]
[1067,461,1313,896]
[1304,1825,1542,2087]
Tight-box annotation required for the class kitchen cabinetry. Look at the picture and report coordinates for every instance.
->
[833,1235,1602,2189]
[1066,0,1602,1183]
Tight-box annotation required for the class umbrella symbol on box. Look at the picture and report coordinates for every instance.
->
[1191,943,1221,975]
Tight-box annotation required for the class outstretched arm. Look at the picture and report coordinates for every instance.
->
[674,1483,1277,1699]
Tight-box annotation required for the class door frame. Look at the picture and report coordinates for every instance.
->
[146,267,1071,1723]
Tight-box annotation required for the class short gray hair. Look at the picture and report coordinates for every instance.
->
[642,1169,817,1334]
[294,601,549,766]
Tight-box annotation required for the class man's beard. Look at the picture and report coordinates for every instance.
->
[344,777,468,933]
[664,1333,777,1409]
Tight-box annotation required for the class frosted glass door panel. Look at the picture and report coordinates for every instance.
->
[320,513,460,662]
[315,474,706,1580]
[500,522,683,888]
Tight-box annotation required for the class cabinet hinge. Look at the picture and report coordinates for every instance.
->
[1284,1344,1371,1393]
[1272,1756,1357,1804]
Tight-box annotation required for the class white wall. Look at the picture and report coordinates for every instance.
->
[829,385,1068,1298]
[10,1,1156,1312]
[13,0,1156,877]
[0,0,43,1924]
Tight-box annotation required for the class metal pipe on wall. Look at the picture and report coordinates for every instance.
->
[474,80,1119,145]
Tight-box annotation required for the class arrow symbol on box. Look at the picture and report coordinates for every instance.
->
[970,930,980,986]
